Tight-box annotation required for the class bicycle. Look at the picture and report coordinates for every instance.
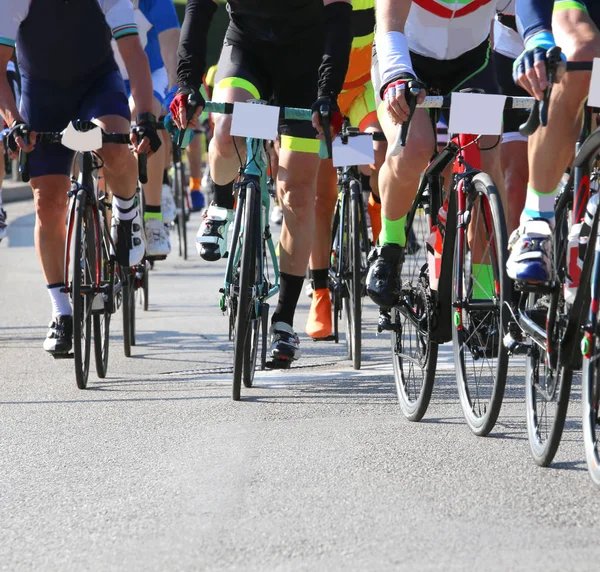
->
[328,122,385,369]
[19,121,146,388]
[505,54,600,469]
[381,92,533,432]
[171,137,189,260]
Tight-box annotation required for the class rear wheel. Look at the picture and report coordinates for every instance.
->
[71,191,94,389]
[93,242,113,379]
[392,197,437,421]
[453,173,510,436]
[122,271,135,357]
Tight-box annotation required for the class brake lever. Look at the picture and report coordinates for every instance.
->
[400,85,421,147]
[177,95,201,148]
[17,125,31,183]
[320,103,333,159]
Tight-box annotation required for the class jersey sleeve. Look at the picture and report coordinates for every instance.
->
[146,0,181,35]
[515,0,554,39]
[100,0,139,40]
[0,1,30,48]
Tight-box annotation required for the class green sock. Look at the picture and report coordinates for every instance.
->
[144,211,163,222]
[381,216,407,247]
[472,263,494,300]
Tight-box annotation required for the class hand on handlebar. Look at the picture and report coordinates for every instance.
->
[170,86,206,130]
[131,113,162,155]
[7,121,36,156]
[383,76,426,125]
[513,34,567,101]
[311,95,344,141]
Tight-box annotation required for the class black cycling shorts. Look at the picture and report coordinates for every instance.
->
[493,50,529,135]
[214,25,324,152]
[410,38,500,97]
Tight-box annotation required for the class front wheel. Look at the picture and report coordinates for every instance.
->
[583,329,600,485]
[452,173,510,436]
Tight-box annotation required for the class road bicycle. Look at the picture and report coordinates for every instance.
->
[19,121,146,388]
[328,121,385,369]
[381,92,533,434]
[508,55,600,468]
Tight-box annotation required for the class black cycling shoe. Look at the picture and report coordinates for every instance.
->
[43,315,73,355]
[366,243,403,309]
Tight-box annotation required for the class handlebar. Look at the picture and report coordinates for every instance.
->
[519,54,593,137]
[388,95,536,158]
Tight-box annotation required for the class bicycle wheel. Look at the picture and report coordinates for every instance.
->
[583,326,600,484]
[71,191,94,389]
[392,191,438,421]
[453,173,510,436]
[343,179,364,370]
[175,161,188,260]
[524,201,573,466]
[233,183,259,400]
[93,240,113,379]
[122,271,134,357]
[142,262,149,311]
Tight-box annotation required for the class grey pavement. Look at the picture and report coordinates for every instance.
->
[1,199,600,571]
[1,177,32,204]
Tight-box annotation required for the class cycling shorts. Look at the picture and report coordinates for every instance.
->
[20,69,130,178]
[213,26,322,154]
[554,1,600,25]
[125,66,169,109]
[338,80,378,131]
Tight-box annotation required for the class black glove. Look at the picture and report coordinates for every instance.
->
[311,94,343,136]
[133,113,162,153]
[169,85,205,126]
[7,121,30,153]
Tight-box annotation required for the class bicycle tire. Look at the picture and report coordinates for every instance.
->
[142,262,149,311]
[72,190,94,389]
[130,274,136,346]
[330,204,341,344]
[122,271,134,357]
[233,183,259,400]
[348,179,363,369]
[392,192,438,421]
[93,240,113,379]
[524,198,573,466]
[453,173,510,436]
[582,328,600,484]
[175,161,188,260]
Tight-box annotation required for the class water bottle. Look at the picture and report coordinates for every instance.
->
[565,222,582,304]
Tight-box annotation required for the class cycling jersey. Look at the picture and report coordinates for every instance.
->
[115,0,179,80]
[494,0,521,60]
[0,0,138,86]
[405,0,500,60]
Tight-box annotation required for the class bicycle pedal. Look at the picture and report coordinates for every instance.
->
[514,280,556,294]
[52,352,74,360]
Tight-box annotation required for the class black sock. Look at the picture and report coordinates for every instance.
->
[162,169,170,185]
[370,191,381,204]
[214,180,235,210]
[145,204,161,214]
[310,268,329,291]
[361,173,371,192]
[272,272,304,328]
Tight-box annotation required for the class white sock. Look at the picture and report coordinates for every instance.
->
[47,283,72,317]
[112,194,137,221]
[520,184,556,227]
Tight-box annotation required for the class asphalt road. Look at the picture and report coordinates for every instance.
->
[1,198,600,571]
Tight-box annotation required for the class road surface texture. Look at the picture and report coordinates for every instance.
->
[1,199,599,571]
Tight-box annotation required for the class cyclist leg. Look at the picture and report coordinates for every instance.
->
[508,3,600,283]
[198,38,269,262]
[0,137,6,242]
[187,133,205,211]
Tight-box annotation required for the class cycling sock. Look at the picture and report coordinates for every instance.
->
[47,282,72,317]
[472,263,494,300]
[144,204,162,222]
[310,268,329,291]
[190,176,201,191]
[214,181,235,210]
[361,173,371,192]
[521,184,556,226]
[381,215,406,247]
[272,272,304,328]
[112,194,137,221]
[162,170,170,186]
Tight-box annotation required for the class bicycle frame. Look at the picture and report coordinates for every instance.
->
[221,135,280,312]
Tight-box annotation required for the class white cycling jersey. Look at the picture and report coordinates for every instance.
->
[405,0,500,60]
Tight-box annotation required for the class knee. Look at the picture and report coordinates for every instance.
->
[213,116,237,158]
[280,180,316,219]
[34,182,69,223]
[314,185,337,217]
[102,145,134,176]
[386,138,429,181]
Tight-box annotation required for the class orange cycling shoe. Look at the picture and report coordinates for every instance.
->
[368,192,382,245]
[306,288,333,339]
